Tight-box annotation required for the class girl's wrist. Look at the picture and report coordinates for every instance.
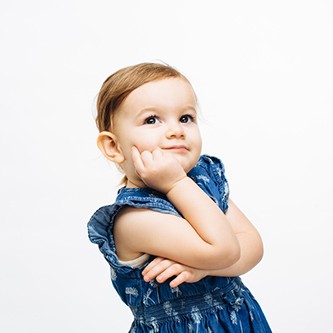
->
[166,176,194,197]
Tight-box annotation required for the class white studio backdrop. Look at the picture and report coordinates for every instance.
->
[0,1,332,332]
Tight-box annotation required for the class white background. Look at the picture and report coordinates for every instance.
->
[1,1,332,332]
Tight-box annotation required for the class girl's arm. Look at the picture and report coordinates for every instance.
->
[113,148,240,270]
[141,199,264,287]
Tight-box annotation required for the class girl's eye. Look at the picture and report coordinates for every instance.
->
[180,114,194,123]
[144,116,159,125]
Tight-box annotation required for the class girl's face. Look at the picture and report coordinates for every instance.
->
[113,78,202,187]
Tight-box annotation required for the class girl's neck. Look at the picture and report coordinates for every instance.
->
[125,178,146,189]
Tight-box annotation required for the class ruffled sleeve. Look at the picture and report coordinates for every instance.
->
[205,155,230,209]
[87,204,135,275]
[188,155,230,212]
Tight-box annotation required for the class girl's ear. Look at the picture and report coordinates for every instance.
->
[97,131,125,164]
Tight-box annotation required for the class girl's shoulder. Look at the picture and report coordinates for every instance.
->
[87,187,182,274]
[87,203,135,275]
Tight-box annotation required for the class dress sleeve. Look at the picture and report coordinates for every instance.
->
[196,155,230,212]
[87,204,135,275]
[208,155,230,207]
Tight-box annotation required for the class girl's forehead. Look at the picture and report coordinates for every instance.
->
[125,78,196,106]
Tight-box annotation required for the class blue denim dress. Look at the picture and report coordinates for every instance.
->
[88,155,272,332]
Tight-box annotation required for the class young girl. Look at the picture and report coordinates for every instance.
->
[88,62,272,332]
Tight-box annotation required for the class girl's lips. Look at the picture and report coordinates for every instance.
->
[163,146,189,152]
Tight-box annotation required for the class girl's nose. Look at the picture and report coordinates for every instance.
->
[165,122,185,139]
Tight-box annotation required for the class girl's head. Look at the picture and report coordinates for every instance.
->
[96,62,195,132]
[96,62,202,187]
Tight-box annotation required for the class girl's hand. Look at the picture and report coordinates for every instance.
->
[142,257,207,288]
[132,146,187,193]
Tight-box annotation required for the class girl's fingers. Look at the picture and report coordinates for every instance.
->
[153,263,184,284]
[151,147,163,160]
[140,150,153,164]
[131,146,144,173]
[170,271,189,288]
[142,259,176,282]
[142,257,164,275]
[143,258,196,287]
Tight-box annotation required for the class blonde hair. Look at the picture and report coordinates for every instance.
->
[96,62,191,131]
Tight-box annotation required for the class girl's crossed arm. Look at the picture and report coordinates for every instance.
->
[142,199,264,287]
[114,148,241,270]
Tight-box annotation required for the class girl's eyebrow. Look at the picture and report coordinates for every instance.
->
[137,107,159,115]
[133,107,159,121]
[137,105,197,116]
